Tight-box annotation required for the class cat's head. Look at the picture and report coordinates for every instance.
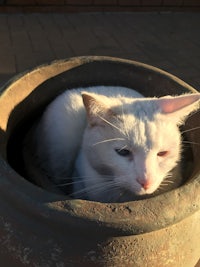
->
[81,91,200,200]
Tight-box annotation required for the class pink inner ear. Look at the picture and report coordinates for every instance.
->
[158,94,200,114]
[159,98,180,113]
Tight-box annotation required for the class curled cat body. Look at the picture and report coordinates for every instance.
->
[24,86,200,203]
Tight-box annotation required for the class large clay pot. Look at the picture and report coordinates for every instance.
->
[0,56,199,267]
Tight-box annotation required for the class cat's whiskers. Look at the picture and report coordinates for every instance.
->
[97,114,128,138]
[92,137,125,147]
[160,181,174,187]
[68,179,120,200]
[55,179,87,188]
[65,173,130,202]
[182,140,200,146]
[56,175,115,188]
[185,108,200,120]
[158,173,174,189]
[181,126,200,134]
[97,114,122,132]
[162,180,174,184]
[164,173,173,180]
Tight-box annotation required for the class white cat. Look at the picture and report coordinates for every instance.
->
[25,86,200,203]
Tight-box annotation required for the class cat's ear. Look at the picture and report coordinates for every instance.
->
[157,93,200,124]
[82,92,115,126]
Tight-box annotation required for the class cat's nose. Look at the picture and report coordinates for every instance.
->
[136,178,152,190]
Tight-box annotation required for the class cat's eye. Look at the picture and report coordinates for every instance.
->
[115,148,131,157]
[157,151,168,157]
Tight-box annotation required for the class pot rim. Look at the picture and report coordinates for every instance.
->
[0,56,199,236]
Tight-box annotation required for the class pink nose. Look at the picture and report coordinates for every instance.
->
[136,178,152,190]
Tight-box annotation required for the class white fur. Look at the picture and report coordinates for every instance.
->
[33,86,200,202]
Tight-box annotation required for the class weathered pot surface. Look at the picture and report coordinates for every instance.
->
[0,56,199,267]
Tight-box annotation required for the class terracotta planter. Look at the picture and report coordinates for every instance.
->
[0,56,199,267]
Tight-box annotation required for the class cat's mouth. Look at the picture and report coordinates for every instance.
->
[125,181,157,195]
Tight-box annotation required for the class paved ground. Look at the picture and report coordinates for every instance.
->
[0,12,200,92]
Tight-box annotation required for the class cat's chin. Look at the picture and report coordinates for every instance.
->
[133,187,158,197]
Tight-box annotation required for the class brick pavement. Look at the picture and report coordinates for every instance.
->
[0,12,200,91]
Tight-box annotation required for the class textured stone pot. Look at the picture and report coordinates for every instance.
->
[0,56,200,267]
